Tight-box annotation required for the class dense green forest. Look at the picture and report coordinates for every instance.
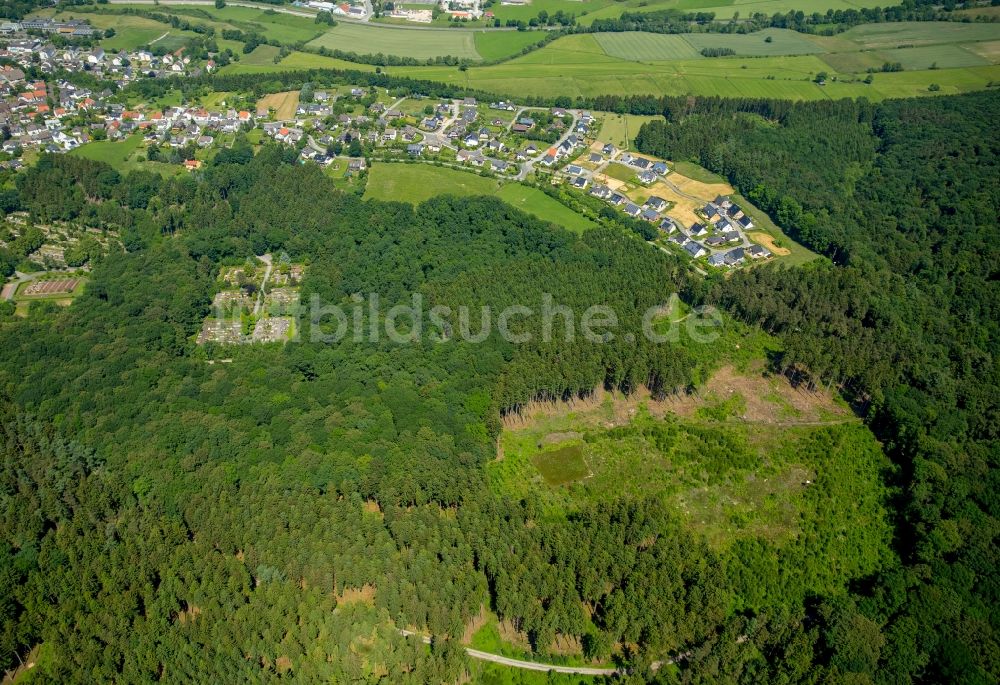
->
[638,90,999,682]
[0,91,997,683]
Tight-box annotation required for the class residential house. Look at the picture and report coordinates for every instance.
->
[684,241,708,258]
[644,196,668,212]
[724,248,745,266]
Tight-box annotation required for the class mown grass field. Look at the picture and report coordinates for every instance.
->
[595,32,703,61]
[364,163,598,233]
[598,113,664,150]
[494,184,600,234]
[306,22,481,60]
[364,163,500,203]
[240,44,283,66]
[474,30,551,61]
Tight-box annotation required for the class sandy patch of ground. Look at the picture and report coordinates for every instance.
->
[505,365,851,432]
[637,172,734,226]
[336,584,376,606]
[592,173,628,192]
[176,603,202,625]
[636,181,701,225]
[257,91,299,120]
[748,231,791,256]
[663,365,850,424]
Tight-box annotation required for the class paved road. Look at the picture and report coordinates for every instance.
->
[399,630,621,676]
[515,108,579,180]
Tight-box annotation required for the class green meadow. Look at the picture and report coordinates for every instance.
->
[363,163,599,234]
[307,23,481,60]
[473,30,551,61]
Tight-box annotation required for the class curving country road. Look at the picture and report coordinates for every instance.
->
[399,630,621,676]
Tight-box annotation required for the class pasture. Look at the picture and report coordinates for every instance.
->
[306,23,480,60]
[595,32,702,61]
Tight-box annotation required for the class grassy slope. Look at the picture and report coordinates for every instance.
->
[364,163,598,234]
[306,22,480,60]
[474,30,550,61]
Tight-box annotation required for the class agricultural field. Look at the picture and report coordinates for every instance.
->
[382,22,1000,99]
[681,27,827,57]
[576,0,864,25]
[306,22,480,60]
[490,0,617,23]
[240,44,283,66]
[474,30,551,61]
[839,20,1000,50]
[133,3,324,44]
[595,32,703,61]
[257,91,300,120]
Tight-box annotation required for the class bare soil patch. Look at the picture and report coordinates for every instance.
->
[461,605,489,644]
[506,365,850,434]
[498,619,533,652]
[257,91,300,120]
[336,584,376,606]
[664,365,850,424]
